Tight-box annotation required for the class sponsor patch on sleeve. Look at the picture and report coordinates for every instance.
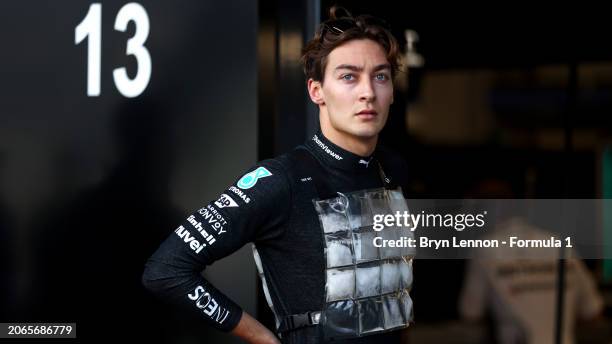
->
[237,167,272,189]
[214,194,238,208]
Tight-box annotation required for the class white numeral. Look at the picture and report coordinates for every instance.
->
[75,4,102,96]
[75,3,152,98]
[113,3,152,98]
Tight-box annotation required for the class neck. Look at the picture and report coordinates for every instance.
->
[320,116,378,157]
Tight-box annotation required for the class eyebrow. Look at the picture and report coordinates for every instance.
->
[334,63,391,73]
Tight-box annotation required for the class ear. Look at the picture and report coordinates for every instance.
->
[307,78,325,105]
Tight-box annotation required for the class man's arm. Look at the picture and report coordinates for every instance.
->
[142,160,290,341]
[571,259,604,320]
[231,311,281,344]
[458,259,488,321]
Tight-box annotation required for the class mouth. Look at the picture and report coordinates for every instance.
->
[356,109,378,120]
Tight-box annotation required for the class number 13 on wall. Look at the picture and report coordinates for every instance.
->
[75,3,152,98]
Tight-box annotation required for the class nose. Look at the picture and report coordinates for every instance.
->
[359,78,376,103]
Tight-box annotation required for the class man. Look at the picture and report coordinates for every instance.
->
[143,7,413,344]
[459,217,604,344]
[459,180,604,344]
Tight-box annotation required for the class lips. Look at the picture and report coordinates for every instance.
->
[357,109,378,115]
[356,109,378,120]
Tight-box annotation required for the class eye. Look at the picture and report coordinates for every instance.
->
[341,74,355,81]
[375,73,389,81]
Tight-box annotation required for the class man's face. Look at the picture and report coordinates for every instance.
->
[313,39,394,140]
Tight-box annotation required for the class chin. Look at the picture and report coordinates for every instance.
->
[350,126,382,139]
[350,118,386,137]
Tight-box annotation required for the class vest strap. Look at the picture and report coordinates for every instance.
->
[278,311,322,333]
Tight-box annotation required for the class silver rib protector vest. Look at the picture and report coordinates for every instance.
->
[254,187,415,340]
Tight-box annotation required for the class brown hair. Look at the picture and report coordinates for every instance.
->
[301,6,402,83]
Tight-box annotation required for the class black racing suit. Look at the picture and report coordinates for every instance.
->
[142,130,410,343]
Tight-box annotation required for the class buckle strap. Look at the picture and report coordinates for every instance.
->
[278,311,321,333]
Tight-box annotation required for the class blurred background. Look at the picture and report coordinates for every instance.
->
[0,0,611,343]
